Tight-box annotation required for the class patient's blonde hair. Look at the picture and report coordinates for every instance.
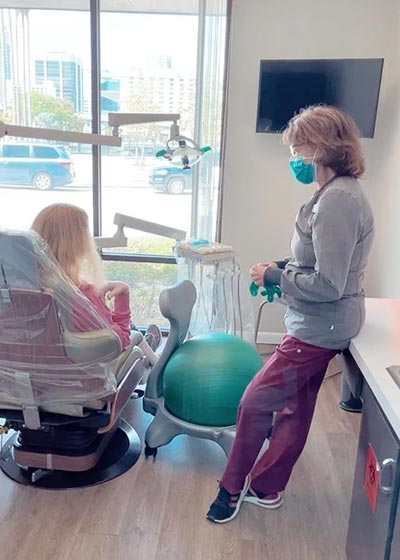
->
[31,203,103,287]
[282,105,365,178]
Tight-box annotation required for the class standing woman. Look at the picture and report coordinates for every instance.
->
[207,105,374,523]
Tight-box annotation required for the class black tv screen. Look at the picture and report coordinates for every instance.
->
[256,58,384,138]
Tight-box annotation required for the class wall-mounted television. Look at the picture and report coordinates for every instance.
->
[256,58,384,138]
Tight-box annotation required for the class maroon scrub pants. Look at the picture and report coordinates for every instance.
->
[221,335,338,495]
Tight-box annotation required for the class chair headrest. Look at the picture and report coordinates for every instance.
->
[0,232,41,290]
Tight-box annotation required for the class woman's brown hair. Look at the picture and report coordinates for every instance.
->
[283,105,365,178]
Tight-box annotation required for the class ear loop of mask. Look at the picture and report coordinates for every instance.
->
[289,145,317,161]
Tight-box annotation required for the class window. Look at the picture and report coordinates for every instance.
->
[103,260,179,328]
[32,146,59,159]
[100,7,198,260]
[55,147,71,159]
[3,144,30,158]
[0,5,91,228]
[0,1,229,327]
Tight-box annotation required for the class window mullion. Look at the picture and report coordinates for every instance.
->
[90,0,101,236]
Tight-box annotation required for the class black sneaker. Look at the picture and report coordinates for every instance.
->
[206,476,250,524]
[339,396,363,413]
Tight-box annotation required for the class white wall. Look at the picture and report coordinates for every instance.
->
[366,16,400,297]
[221,0,400,336]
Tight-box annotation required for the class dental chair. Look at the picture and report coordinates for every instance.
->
[143,280,237,458]
[0,230,144,489]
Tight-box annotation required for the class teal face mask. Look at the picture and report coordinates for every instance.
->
[289,156,316,184]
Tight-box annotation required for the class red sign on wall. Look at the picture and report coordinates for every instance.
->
[364,444,380,512]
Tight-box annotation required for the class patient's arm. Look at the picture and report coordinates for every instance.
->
[75,281,131,349]
[110,291,131,348]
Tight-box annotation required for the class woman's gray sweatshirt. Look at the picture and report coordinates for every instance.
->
[264,176,374,350]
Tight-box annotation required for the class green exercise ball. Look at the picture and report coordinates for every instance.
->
[163,332,263,427]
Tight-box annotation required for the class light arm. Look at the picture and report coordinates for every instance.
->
[114,213,186,242]
[94,213,187,249]
[0,120,121,147]
[108,112,180,127]
[108,112,180,138]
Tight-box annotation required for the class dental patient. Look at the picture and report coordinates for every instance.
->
[31,203,161,352]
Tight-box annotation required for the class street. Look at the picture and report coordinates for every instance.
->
[0,155,192,237]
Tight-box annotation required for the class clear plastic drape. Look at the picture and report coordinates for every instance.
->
[0,229,122,408]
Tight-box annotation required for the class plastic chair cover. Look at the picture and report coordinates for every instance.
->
[0,229,122,408]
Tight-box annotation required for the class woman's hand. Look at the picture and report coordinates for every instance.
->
[100,281,129,301]
[250,261,278,287]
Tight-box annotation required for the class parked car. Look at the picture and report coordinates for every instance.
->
[0,143,75,190]
[148,165,192,195]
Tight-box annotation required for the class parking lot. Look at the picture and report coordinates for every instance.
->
[0,155,193,236]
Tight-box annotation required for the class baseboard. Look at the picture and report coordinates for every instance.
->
[256,331,285,345]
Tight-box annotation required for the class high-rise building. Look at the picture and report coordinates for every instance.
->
[122,53,195,122]
[82,75,121,117]
[34,52,83,113]
[100,76,120,112]
[0,9,31,124]
[122,72,195,127]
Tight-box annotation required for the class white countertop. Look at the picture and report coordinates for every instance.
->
[349,298,400,439]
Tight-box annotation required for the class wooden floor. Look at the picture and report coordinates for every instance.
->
[0,365,360,560]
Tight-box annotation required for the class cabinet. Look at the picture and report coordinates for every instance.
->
[346,383,400,560]
[389,485,400,559]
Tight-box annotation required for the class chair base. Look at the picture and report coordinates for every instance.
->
[144,396,236,458]
[0,419,141,489]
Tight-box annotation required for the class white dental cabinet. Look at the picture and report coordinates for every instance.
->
[342,299,400,560]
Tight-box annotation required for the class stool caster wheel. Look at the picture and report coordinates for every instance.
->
[144,443,158,459]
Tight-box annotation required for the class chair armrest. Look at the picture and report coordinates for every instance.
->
[98,347,144,434]
[63,328,122,364]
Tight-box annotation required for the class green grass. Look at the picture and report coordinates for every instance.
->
[102,236,179,327]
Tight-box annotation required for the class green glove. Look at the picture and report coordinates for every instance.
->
[249,281,260,296]
[261,284,282,303]
[249,281,282,303]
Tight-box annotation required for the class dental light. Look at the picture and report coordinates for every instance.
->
[156,137,211,170]
[108,112,211,170]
